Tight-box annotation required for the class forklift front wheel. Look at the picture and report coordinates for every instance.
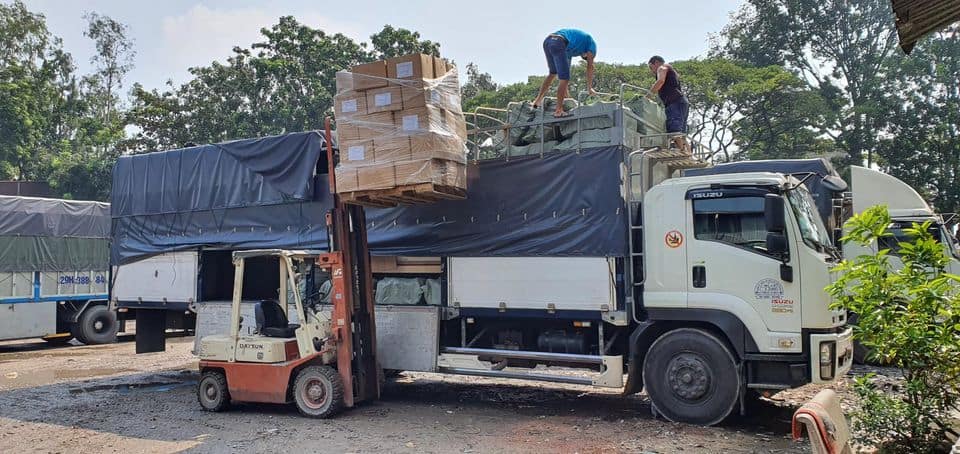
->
[293,365,344,418]
[197,370,231,412]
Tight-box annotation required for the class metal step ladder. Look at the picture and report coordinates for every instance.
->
[624,140,709,322]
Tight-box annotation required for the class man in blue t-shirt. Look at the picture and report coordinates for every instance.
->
[532,28,597,117]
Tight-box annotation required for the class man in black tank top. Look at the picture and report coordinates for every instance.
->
[647,55,690,153]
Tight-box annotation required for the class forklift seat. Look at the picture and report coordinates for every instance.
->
[254,300,300,338]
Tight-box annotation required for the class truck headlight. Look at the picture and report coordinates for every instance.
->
[820,341,836,380]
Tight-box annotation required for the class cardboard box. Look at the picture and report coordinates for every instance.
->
[351,61,388,90]
[395,159,443,186]
[358,163,396,191]
[374,136,411,163]
[335,168,359,193]
[442,161,467,187]
[334,91,367,118]
[335,70,354,91]
[394,159,467,188]
[366,87,403,114]
[386,53,434,81]
[355,112,395,139]
[432,56,448,79]
[400,80,461,112]
[337,124,362,142]
[397,106,445,134]
[340,139,375,167]
[410,131,466,164]
[443,108,468,140]
[400,81,428,109]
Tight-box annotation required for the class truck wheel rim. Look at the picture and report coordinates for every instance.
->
[666,353,711,401]
[94,320,104,331]
[302,378,328,409]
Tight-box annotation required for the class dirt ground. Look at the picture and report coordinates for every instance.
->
[0,337,866,453]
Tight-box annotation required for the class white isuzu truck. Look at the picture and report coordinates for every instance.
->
[112,101,851,425]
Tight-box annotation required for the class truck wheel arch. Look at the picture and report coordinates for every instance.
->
[624,309,755,395]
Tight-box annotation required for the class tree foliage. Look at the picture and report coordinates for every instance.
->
[827,206,960,452]
[123,19,438,151]
[716,0,899,167]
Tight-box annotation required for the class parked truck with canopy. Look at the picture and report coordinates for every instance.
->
[111,93,852,425]
[0,196,115,345]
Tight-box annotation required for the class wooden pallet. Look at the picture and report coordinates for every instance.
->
[340,183,466,208]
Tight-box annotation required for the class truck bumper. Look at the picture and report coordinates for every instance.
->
[809,327,853,383]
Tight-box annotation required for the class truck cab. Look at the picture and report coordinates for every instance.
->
[848,166,960,273]
[633,171,852,422]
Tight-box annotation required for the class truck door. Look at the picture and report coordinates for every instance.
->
[685,189,802,346]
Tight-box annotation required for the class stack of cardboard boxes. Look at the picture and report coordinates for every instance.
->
[333,53,468,201]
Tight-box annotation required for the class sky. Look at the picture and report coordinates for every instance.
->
[21,0,743,92]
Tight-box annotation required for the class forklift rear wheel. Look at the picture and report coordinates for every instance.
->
[197,370,231,412]
[293,365,344,418]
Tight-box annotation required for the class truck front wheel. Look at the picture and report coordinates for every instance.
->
[74,305,118,345]
[642,328,740,426]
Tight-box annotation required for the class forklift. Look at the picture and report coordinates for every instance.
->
[195,120,380,417]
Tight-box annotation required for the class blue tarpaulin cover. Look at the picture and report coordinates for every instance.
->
[111,132,628,264]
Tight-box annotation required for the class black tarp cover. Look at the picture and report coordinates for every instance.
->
[112,131,326,217]
[367,147,627,257]
[111,134,628,264]
[0,195,110,238]
[0,196,110,272]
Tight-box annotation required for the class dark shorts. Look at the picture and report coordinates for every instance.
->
[665,96,689,133]
[543,36,571,80]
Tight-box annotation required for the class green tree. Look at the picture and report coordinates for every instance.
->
[828,206,960,452]
[125,20,436,151]
[368,25,439,59]
[81,12,134,126]
[0,0,78,181]
[715,0,900,167]
[873,26,960,213]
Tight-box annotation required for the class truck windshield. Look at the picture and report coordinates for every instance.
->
[787,186,834,254]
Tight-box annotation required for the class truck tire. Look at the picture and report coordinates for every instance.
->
[293,365,344,418]
[75,305,118,345]
[642,328,740,426]
[197,370,231,412]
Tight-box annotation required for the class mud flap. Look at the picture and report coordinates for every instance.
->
[135,310,166,353]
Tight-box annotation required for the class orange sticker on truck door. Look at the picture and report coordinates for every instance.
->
[665,230,684,248]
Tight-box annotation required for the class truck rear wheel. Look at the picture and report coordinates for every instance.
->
[642,328,740,426]
[75,305,118,345]
[198,370,231,412]
[293,365,344,418]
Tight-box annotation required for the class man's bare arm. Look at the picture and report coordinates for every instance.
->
[650,65,668,93]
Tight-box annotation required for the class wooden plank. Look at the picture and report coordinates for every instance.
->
[339,183,466,207]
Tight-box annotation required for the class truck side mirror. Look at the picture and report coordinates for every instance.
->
[765,194,786,233]
[766,232,788,258]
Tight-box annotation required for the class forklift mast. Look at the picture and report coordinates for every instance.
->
[323,119,380,407]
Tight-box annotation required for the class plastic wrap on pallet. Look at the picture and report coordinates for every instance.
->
[333,54,468,196]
